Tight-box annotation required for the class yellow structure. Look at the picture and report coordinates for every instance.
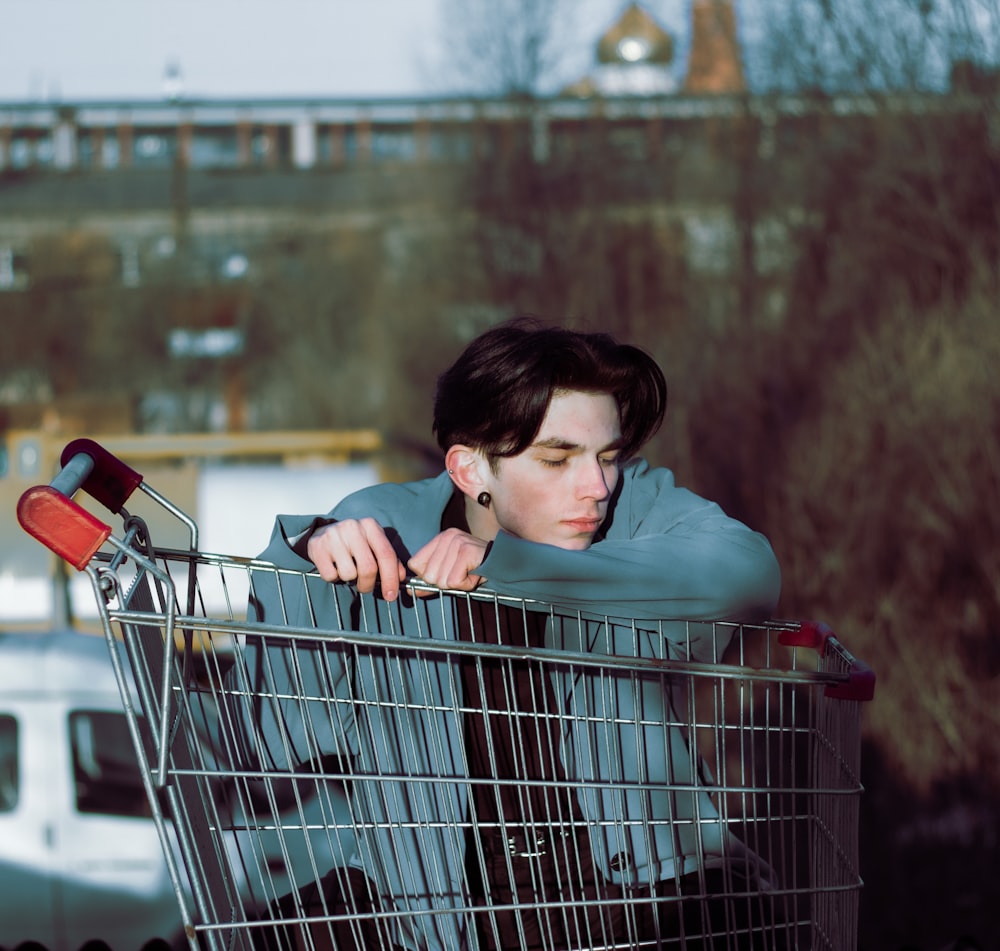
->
[1,427,386,630]
[684,0,746,95]
[563,0,746,98]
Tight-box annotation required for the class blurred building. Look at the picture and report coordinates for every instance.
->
[684,0,746,94]
[0,0,983,436]
[563,2,680,96]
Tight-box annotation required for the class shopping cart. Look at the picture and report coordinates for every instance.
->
[18,439,875,951]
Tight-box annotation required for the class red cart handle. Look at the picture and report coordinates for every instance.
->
[17,486,111,571]
[17,439,144,571]
[778,620,876,702]
[59,438,143,514]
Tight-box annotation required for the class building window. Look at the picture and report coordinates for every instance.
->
[9,137,32,169]
[119,241,141,287]
[371,126,417,162]
[5,134,57,168]
[35,136,55,166]
[190,127,241,167]
[0,246,29,291]
[0,715,17,812]
[133,132,175,168]
[427,128,474,162]
[0,247,14,289]
[342,126,359,162]
[685,214,738,275]
[78,132,98,167]
[102,133,121,169]
[251,131,272,165]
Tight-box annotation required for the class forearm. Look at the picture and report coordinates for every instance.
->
[478,529,781,622]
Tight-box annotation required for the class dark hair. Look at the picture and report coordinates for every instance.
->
[433,317,667,463]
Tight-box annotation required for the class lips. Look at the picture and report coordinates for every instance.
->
[563,517,603,533]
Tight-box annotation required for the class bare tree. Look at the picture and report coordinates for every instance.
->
[750,0,1000,92]
[434,0,572,95]
[704,4,1000,947]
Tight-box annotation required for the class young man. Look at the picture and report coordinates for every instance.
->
[286,319,777,621]
[235,319,782,950]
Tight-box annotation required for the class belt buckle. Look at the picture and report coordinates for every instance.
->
[506,826,572,859]
[508,830,547,858]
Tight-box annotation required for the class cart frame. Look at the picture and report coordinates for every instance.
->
[18,440,874,951]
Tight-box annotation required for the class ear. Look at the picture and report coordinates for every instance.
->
[445,445,490,499]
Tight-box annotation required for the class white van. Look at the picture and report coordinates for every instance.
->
[0,629,184,951]
[0,627,356,951]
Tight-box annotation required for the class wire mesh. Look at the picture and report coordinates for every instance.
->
[80,543,865,951]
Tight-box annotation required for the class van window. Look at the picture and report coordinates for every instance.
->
[0,714,16,811]
[70,710,151,818]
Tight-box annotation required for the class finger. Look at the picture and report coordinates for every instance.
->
[407,569,482,597]
[406,577,439,599]
[327,522,378,592]
[446,571,485,592]
[360,518,405,601]
[408,530,487,591]
[306,526,343,583]
[308,520,379,592]
[407,534,451,588]
[406,538,432,580]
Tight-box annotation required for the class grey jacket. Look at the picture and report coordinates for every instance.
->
[228,459,781,949]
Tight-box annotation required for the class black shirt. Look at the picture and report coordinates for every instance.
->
[441,492,578,839]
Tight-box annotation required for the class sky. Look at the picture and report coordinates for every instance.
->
[3,0,988,105]
[0,0,684,102]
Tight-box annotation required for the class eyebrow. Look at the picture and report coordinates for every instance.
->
[532,436,625,452]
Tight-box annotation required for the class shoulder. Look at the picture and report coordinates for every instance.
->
[618,457,676,494]
[606,458,737,539]
[330,471,455,549]
[333,472,449,520]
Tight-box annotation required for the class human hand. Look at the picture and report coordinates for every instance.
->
[305,518,407,600]
[407,528,490,593]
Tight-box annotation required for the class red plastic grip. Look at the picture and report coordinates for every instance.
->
[59,438,143,514]
[17,485,112,571]
[778,619,835,654]
[778,620,876,702]
[825,658,876,702]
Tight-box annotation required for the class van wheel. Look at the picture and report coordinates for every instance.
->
[141,941,173,951]
[15,943,51,951]
[77,942,112,951]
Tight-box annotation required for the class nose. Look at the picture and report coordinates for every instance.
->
[577,457,613,501]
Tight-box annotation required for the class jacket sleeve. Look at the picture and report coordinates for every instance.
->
[477,460,781,623]
[253,476,451,572]
[257,513,337,571]
[223,480,442,772]
[224,516,359,773]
